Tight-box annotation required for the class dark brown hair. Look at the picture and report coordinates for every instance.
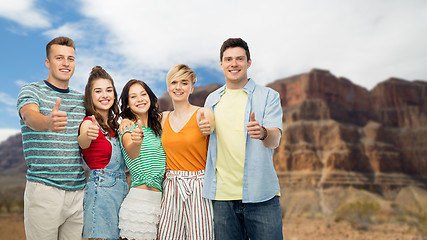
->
[46,36,76,59]
[119,79,162,137]
[220,38,250,62]
[84,66,119,137]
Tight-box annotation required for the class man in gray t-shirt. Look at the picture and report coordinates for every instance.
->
[17,36,85,240]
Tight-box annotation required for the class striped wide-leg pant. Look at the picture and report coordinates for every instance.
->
[158,170,214,240]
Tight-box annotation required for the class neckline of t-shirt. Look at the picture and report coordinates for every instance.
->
[44,80,70,93]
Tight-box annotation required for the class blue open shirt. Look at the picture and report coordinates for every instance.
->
[202,78,283,203]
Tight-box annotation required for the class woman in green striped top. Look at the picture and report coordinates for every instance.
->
[117,79,165,240]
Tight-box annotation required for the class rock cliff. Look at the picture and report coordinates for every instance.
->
[269,69,427,192]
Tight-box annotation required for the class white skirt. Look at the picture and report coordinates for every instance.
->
[119,187,162,240]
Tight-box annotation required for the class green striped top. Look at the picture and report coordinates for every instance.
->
[17,80,86,191]
[119,124,166,191]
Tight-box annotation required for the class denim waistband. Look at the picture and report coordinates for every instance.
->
[89,169,126,179]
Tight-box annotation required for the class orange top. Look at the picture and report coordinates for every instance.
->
[161,109,208,171]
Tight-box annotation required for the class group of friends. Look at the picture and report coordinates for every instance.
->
[17,36,284,240]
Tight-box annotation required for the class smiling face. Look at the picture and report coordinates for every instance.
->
[220,47,252,89]
[91,78,115,116]
[128,83,151,117]
[167,78,194,102]
[45,44,75,88]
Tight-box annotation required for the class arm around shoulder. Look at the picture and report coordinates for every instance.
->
[161,111,170,128]
[119,118,136,135]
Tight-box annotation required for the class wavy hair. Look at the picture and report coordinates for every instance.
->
[119,79,162,137]
[84,66,119,137]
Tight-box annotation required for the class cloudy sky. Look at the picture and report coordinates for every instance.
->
[0,0,426,142]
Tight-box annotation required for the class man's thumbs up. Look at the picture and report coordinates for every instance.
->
[48,97,68,132]
[53,97,61,112]
[250,112,256,122]
[87,115,100,140]
[247,111,263,139]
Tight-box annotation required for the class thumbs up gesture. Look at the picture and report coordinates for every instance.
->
[197,109,212,136]
[87,115,100,140]
[246,112,266,140]
[48,97,68,132]
[131,119,144,145]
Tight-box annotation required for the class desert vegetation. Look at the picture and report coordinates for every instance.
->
[0,186,24,213]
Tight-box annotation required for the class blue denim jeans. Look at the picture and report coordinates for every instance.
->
[212,196,283,240]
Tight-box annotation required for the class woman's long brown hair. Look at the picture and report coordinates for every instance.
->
[84,66,119,137]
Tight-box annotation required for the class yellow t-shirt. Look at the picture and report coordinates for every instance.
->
[214,88,248,200]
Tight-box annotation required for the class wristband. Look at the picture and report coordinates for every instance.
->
[259,126,268,141]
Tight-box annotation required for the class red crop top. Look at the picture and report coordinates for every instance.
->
[80,117,114,169]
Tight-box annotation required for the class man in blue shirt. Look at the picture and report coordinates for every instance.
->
[203,38,283,240]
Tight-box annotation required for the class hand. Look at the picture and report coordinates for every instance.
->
[87,115,100,140]
[120,118,136,134]
[48,97,68,132]
[197,110,211,136]
[131,119,144,145]
[246,112,265,139]
[163,166,171,180]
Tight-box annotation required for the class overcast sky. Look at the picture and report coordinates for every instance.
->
[0,0,426,141]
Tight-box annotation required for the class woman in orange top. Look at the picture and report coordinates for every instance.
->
[157,64,215,240]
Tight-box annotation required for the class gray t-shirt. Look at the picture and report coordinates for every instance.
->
[17,80,86,191]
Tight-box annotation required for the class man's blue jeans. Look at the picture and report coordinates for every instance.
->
[212,196,283,240]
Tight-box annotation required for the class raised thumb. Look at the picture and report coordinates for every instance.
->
[53,97,61,111]
[250,112,256,122]
[200,111,206,121]
[137,118,142,129]
[91,115,98,125]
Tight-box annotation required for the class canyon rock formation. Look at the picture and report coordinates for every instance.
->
[268,69,427,192]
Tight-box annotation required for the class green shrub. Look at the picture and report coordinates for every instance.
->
[334,200,380,230]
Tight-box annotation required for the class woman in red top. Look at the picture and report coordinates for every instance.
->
[78,66,128,240]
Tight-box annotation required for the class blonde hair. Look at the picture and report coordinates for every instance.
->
[166,64,197,86]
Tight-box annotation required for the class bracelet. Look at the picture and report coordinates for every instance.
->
[259,126,268,141]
